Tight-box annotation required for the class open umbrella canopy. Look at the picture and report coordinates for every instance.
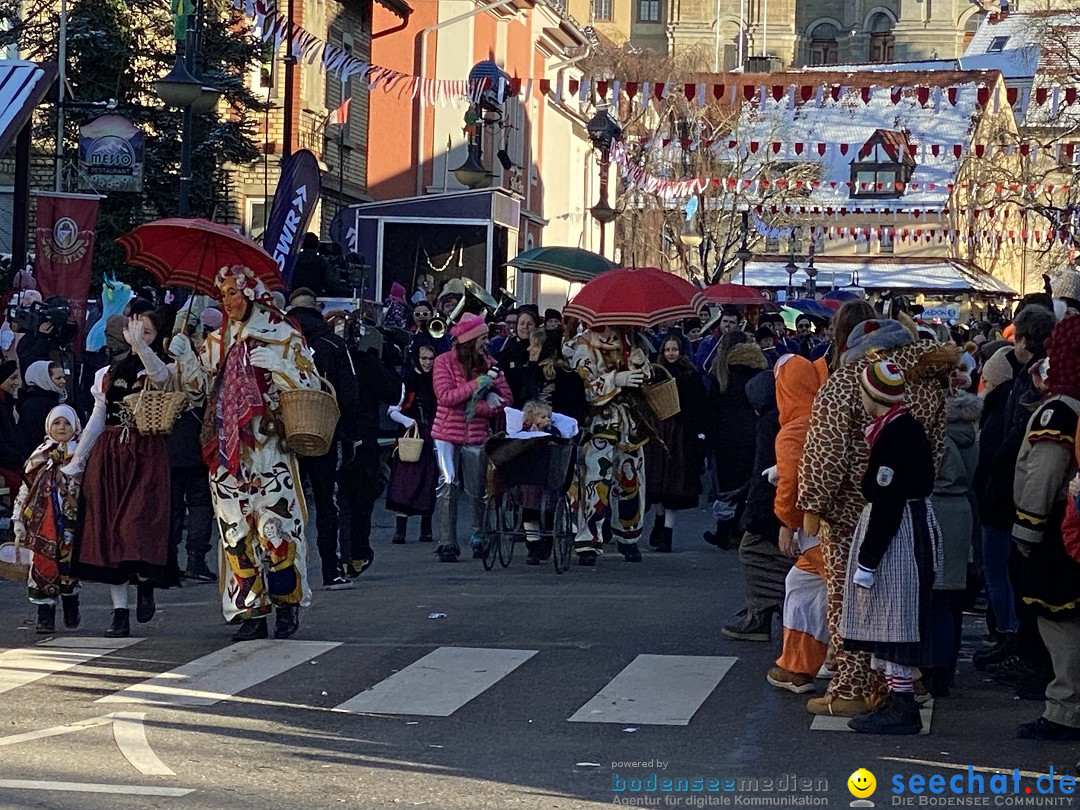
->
[117,218,283,297]
[564,267,706,328]
[506,246,618,284]
[702,282,768,306]
[783,298,837,319]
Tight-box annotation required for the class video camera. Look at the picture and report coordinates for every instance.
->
[7,299,77,346]
[339,309,409,368]
[319,243,371,293]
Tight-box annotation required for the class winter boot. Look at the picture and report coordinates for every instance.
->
[392,515,407,545]
[36,604,55,635]
[648,515,664,548]
[655,527,673,553]
[525,541,542,565]
[104,609,130,638]
[135,581,156,623]
[61,594,80,629]
[577,550,598,566]
[233,617,268,642]
[973,632,1018,671]
[848,692,922,735]
[274,605,300,639]
[617,542,642,562]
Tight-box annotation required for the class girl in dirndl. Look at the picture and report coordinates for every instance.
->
[12,405,82,634]
[386,343,438,544]
[840,359,942,735]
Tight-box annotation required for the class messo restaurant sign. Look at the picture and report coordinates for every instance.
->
[78,115,145,193]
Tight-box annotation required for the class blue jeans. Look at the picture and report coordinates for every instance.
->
[981,526,1020,634]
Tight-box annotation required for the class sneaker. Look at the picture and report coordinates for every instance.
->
[973,633,1017,671]
[767,666,815,694]
[437,544,459,563]
[848,693,922,735]
[816,665,835,680]
[347,550,375,578]
[1016,717,1080,741]
[720,613,772,642]
[806,693,874,717]
[322,576,353,591]
[470,534,484,558]
[232,617,268,642]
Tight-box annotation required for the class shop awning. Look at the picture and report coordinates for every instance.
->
[740,259,1016,295]
[0,60,57,155]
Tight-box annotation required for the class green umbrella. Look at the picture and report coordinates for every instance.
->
[506,247,618,284]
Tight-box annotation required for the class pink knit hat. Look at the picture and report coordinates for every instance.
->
[451,313,488,343]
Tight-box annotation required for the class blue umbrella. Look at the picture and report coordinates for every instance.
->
[784,299,835,319]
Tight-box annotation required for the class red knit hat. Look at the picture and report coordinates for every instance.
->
[1046,315,1080,397]
[860,360,906,405]
[451,313,488,343]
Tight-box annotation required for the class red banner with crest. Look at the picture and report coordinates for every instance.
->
[33,192,100,345]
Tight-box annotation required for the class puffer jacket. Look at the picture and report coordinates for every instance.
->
[773,354,822,530]
[931,391,982,590]
[431,350,512,445]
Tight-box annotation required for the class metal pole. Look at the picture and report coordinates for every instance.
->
[338,121,345,217]
[282,0,295,159]
[598,149,609,256]
[12,123,30,275]
[54,0,66,192]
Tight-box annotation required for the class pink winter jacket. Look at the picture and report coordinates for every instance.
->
[431,351,512,445]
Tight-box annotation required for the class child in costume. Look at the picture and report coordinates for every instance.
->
[840,360,942,735]
[12,405,83,634]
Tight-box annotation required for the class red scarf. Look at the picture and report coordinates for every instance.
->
[218,342,268,477]
[864,403,909,450]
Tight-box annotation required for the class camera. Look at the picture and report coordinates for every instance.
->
[7,300,77,346]
[340,310,408,367]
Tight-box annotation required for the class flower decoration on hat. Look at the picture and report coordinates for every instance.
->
[215,264,270,304]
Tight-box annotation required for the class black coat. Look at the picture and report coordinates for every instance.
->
[0,391,25,470]
[742,371,780,537]
[349,348,404,445]
[707,360,766,492]
[290,250,334,296]
[644,361,706,509]
[497,337,532,406]
[857,412,936,571]
[290,306,362,444]
[15,385,62,459]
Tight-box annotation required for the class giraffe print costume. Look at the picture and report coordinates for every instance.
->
[798,329,951,702]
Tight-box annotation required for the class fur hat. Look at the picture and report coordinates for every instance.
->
[544,308,562,323]
[1051,268,1080,310]
[842,319,913,364]
[860,360,906,405]
[451,313,488,343]
[439,278,465,301]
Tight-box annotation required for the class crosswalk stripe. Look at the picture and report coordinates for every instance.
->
[809,704,933,734]
[567,654,737,726]
[0,638,144,696]
[334,646,538,717]
[97,640,340,707]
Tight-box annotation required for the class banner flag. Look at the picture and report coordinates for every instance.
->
[262,149,321,286]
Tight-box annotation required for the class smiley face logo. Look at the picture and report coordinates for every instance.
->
[848,769,877,799]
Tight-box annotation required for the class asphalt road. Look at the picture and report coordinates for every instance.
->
[0,501,1076,810]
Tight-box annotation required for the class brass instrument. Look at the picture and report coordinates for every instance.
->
[428,279,500,339]
[493,287,519,322]
[427,316,448,340]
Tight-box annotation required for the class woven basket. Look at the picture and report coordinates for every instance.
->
[123,388,188,436]
[0,536,32,583]
[279,376,340,457]
[397,423,424,463]
[642,364,681,421]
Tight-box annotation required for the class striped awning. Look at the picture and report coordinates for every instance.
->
[0,61,57,156]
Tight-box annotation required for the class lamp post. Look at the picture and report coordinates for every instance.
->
[154,0,220,217]
[733,209,751,285]
[805,259,818,299]
[587,104,622,256]
[679,218,706,284]
[784,227,799,300]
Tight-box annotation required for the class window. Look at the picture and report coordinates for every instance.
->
[809,23,839,66]
[880,228,894,254]
[867,13,894,64]
[637,0,660,23]
[765,237,780,253]
[593,0,612,21]
[245,198,268,242]
[987,36,1009,53]
[963,13,985,50]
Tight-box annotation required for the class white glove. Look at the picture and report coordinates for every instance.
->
[12,520,25,542]
[167,333,193,359]
[249,345,285,372]
[388,409,417,429]
[485,393,504,410]
[124,316,147,349]
[853,565,875,589]
[763,465,779,485]
[60,459,84,478]
[614,370,645,388]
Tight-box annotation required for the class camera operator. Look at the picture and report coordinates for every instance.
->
[338,313,403,578]
[290,233,337,296]
[287,288,362,590]
[15,297,75,375]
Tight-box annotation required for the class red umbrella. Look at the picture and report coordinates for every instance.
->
[563,267,707,328]
[702,282,768,306]
[117,218,283,296]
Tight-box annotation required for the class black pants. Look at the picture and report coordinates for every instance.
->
[339,440,382,564]
[299,447,342,582]
[169,465,213,572]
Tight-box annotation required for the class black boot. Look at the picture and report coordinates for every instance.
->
[577,549,598,566]
[656,526,673,553]
[648,515,664,548]
[418,515,433,543]
[36,604,56,635]
[232,616,268,642]
[848,692,922,735]
[104,609,130,638]
[536,535,553,561]
[274,605,300,639]
[392,515,407,545]
[525,541,542,565]
[617,542,642,562]
[973,632,1017,671]
[136,581,156,624]
[61,594,80,629]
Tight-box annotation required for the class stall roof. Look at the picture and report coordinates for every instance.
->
[0,60,57,155]
[741,258,1016,295]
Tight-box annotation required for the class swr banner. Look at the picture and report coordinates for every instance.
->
[34,192,101,340]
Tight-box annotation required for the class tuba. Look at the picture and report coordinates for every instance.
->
[427,316,448,340]
[448,278,500,322]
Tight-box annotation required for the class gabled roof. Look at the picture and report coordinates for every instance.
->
[960,11,1080,79]
[0,60,57,155]
[861,130,915,168]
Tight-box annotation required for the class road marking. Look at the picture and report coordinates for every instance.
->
[0,712,174,776]
[0,637,144,695]
[0,780,192,797]
[810,704,933,734]
[97,640,340,707]
[335,646,537,716]
[568,654,737,726]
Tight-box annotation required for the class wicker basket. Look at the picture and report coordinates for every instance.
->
[123,388,188,436]
[397,423,424,463]
[0,536,32,583]
[642,364,681,421]
[279,376,340,457]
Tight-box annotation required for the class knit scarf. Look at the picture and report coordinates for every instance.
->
[864,403,909,450]
[217,342,267,477]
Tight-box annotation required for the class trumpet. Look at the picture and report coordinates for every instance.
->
[427,316,448,340]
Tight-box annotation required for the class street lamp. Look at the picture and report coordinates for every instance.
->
[154,0,219,217]
[452,139,492,189]
[733,208,751,285]
[805,259,818,298]
[587,104,623,255]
